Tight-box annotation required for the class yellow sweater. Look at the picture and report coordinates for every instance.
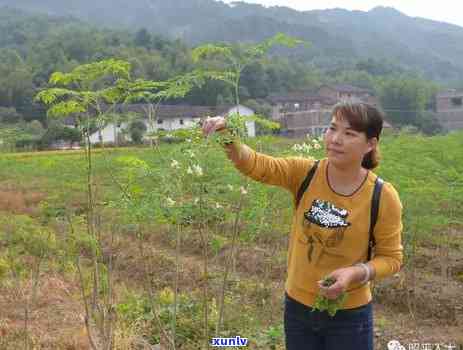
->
[233,146,403,309]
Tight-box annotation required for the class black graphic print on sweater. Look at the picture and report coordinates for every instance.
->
[299,199,351,263]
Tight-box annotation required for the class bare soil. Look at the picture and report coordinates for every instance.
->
[0,229,461,349]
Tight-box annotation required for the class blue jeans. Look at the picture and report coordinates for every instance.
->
[284,293,374,350]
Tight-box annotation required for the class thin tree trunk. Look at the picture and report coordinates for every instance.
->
[173,224,181,350]
[104,227,116,350]
[148,104,154,148]
[137,227,175,349]
[24,282,30,350]
[85,127,100,314]
[77,257,99,350]
[198,184,209,350]
[216,194,244,335]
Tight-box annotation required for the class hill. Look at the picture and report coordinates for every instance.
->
[1,1,463,82]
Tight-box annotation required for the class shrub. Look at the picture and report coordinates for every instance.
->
[129,120,147,144]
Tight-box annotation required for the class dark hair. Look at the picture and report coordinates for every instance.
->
[331,100,384,169]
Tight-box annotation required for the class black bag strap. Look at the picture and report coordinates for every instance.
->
[296,161,383,261]
[295,160,319,209]
[368,176,384,261]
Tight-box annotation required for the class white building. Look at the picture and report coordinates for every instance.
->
[85,104,256,144]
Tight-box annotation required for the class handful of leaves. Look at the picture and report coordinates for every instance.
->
[211,113,280,146]
[312,276,347,317]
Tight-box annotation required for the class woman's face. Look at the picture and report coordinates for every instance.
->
[323,114,376,168]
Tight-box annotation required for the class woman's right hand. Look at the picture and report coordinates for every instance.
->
[201,116,227,137]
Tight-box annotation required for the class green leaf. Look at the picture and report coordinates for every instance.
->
[248,114,280,131]
[47,101,87,118]
[311,276,347,317]
[34,88,82,105]
[192,44,234,63]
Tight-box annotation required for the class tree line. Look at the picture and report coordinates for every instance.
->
[0,8,446,150]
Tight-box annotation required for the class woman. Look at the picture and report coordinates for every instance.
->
[202,101,403,350]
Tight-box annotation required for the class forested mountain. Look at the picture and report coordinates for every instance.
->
[1,0,463,82]
[0,7,322,126]
[0,2,455,143]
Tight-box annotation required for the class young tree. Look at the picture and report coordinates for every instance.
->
[123,69,211,148]
[191,33,303,336]
[35,58,210,349]
[192,33,306,108]
[35,58,133,350]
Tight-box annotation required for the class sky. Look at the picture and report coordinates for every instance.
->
[221,0,463,27]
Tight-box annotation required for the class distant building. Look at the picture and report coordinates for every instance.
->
[382,120,394,130]
[268,85,382,138]
[268,91,336,138]
[318,84,378,106]
[435,89,463,131]
[65,104,256,144]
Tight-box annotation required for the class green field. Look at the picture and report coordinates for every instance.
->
[1,131,462,239]
[0,131,462,349]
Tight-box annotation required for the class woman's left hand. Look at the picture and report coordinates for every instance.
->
[317,267,359,300]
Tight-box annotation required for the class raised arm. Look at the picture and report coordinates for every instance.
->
[202,116,314,195]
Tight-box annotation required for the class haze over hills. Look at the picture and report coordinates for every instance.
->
[1,0,463,82]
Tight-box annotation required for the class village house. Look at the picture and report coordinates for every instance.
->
[268,84,384,138]
[268,92,336,138]
[318,84,378,106]
[435,89,463,131]
[65,104,256,145]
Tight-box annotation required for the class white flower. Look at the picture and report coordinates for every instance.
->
[170,159,180,169]
[240,186,248,195]
[166,197,176,207]
[227,184,234,191]
[192,164,203,177]
[186,138,192,143]
[311,138,322,149]
[292,141,318,157]
[187,166,193,175]
[301,143,312,154]
[186,149,196,158]
[194,197,200,204]
[215,202,223,209]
